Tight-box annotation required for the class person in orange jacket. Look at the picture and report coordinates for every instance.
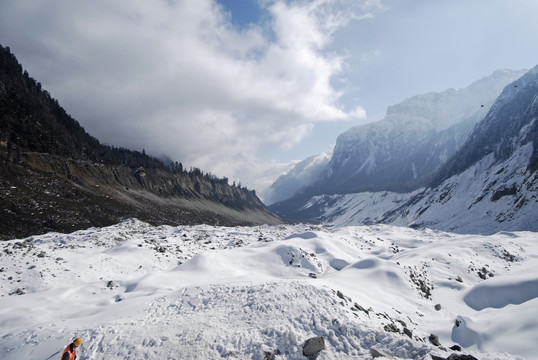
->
[61,337,82,360]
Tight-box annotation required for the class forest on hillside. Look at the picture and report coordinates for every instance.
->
[0,44,241,191]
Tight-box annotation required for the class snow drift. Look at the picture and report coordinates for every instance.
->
[1,220,536,359]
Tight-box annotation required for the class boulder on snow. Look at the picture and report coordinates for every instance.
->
[336,290,350,302]
[434,304,442,311]
[429,353,478,360]
[429,334,441,346]
[370,347,394,359]
[264,348,281,360]
[303,336,325,357]
[107,280,119,288]
[352,303,369,315]
[9,288,25,296]
[384,323,399,333]
[447,354,477,360]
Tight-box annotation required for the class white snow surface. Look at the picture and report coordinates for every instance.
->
[1,220,537,359]
[305,140,538,236]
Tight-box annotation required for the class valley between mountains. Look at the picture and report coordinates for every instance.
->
[1,42,538,360]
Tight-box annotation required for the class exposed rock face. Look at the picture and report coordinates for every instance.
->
[0,151,282,239]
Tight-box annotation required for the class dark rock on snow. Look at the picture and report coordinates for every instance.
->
[302,336,325,357]
[430,352,477,360]
[384,323,399,333]
[447,354,478,360]
[370,347,395,359]
[263,348,281,360]
[429,333,441,346]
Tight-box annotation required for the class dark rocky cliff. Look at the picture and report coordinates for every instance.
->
[0,45,281,239]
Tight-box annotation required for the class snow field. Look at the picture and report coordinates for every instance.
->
[0,219,536,359]
[316,142,538,236]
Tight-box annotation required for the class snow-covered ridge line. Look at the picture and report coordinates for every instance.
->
[267,68,526,206]
[1,220,536,359]
[305,141,537,234]
[277,65,538,234]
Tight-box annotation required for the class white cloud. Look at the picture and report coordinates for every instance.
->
[349,105,367,119]
[0,0,382,194]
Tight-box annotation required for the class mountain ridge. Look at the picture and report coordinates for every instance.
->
[0,44,281,239]
[271,66,538,234]
[268,68,525,207]
[271,65,538,234]
[432,66,538,186]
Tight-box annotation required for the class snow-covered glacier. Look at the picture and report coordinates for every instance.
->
[1,220,537,359]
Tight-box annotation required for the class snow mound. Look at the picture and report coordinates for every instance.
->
[464,276,538,310]
[1,220,535,359]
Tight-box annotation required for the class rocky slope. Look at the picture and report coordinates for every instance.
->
[0,151,282,239]
[0,45,281,239]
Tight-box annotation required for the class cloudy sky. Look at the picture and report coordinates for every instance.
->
[1,0,538,199]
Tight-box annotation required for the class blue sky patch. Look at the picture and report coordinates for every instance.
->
[217,0,264,28]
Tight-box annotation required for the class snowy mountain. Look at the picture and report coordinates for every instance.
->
[269,69,526,209]
[432,66,538,186]
[262,150,332,205]
[280,66,538,234]
[1,219,537,359]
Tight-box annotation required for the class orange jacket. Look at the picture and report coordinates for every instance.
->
[61,343,76,360]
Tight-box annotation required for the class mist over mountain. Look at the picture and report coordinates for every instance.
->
[0,45,281,239]
[269,67,538,234]
[262,151,332,205]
